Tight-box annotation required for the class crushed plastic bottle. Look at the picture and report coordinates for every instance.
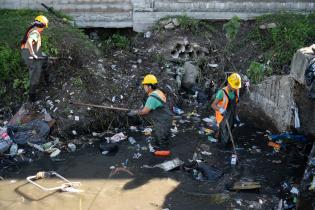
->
[128,137,136,145]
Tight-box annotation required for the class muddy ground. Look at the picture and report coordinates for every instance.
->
[0,103,310,210]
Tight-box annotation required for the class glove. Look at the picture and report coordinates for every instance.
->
[235,115,241,126]
[127,109,138,116]
[219,108,226,116]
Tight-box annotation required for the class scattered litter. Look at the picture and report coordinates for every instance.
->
[268,141,281,150]
[231,154,237,165]
[142,127,152,136]
[50,148,61,158]
[173,107,184,115]
[144,31,151,38]
[74,116,79,121]
[26,171,82,192]
[154,158,184,171]
[201,151,212,156]
[154,150,171,157]
[133,152,142,159]
[229,181,261,191]
[270,132,307,143]
[290,187,299,195]
[129,126,138,132]
[100,144,119,156]
[106,132,127,143]
[68,143,76,152]
[208,136,218,143]
[128,137,136,145]
[72,130,77,135]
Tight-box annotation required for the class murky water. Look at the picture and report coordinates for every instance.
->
[0,110,309,210]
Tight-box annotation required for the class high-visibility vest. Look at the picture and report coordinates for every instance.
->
[21,28,41,49]
[149,89,167,104]
[215,86,239,125]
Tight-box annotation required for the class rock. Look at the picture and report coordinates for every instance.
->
[182,62,199,89]
[160,19,172,26]
[259,22,277,29]
[164,23,175,30]
[144,31,151,38]
[172,18,180,27]
[290,44,315,85]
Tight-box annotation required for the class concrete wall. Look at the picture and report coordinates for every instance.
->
[249,45,315,136]
[1,0,315,31]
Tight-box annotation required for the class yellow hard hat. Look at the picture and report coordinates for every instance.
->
[35,15,49,28]
[142,74,158,85]
[228,73,242,89]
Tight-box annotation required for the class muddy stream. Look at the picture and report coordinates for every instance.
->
[0,108,309,210]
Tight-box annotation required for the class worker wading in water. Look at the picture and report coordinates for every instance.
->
[211,73,242,144]
[128,74,173,150]
[21,15,49,102]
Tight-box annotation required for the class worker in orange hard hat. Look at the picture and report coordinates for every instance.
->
[211,73,242,144]
[21,15,49,102]
[127,74,173,150]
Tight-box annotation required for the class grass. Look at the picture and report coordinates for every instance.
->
[249,12,315,72]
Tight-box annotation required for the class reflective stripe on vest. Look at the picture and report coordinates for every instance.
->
[215,86,239,125]
[21,29,40,49]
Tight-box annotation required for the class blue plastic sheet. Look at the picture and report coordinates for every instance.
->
[270,132,307,143]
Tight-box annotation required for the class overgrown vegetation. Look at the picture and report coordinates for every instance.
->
[223,16,241,50]
[250,12,315,73]
[246,61,272,84]
[102,34,130,52]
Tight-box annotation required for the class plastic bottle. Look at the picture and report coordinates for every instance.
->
[154,150,171,156]
[0,133,12,153]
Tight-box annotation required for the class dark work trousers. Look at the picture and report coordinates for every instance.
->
[21,48,48,101]
[219,93,237,144]
[146,96,173,148]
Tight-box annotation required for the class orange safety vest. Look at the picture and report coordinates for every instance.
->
[149,89,167,103]
[21,28,41,49]
[215,86,239,125]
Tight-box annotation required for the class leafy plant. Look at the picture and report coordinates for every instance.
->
[177,15,200,31]
[111,34,130,49]
[223,16,241,42]
[246,61,272,84]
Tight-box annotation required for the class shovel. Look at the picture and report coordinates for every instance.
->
[225,118,238,165]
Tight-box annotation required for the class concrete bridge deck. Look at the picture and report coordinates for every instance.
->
[1,0,315,31]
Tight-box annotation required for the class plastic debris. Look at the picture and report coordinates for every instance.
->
[230,181,261,191]
[105,132,127,143]
[268,141,281,150]
[208,136,218,143]
[142,127,152,136]
[50,148,61,158]
[132,152,142,159]
[173,107,184,115]
[68,143,76,152]
[26,171,82,192]
[154,150,171,157]
[154,158,184,171]
[128,137,136,145]
[100,144,119,156]
[270,132,307,143]
[201,151,212,156]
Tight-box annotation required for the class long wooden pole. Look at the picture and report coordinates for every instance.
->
[225,118,237,156]
[70,101,129,111]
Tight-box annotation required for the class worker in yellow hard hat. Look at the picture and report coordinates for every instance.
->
[21,15,49,102]
[127,74,173,150]
[211,73,242,144]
